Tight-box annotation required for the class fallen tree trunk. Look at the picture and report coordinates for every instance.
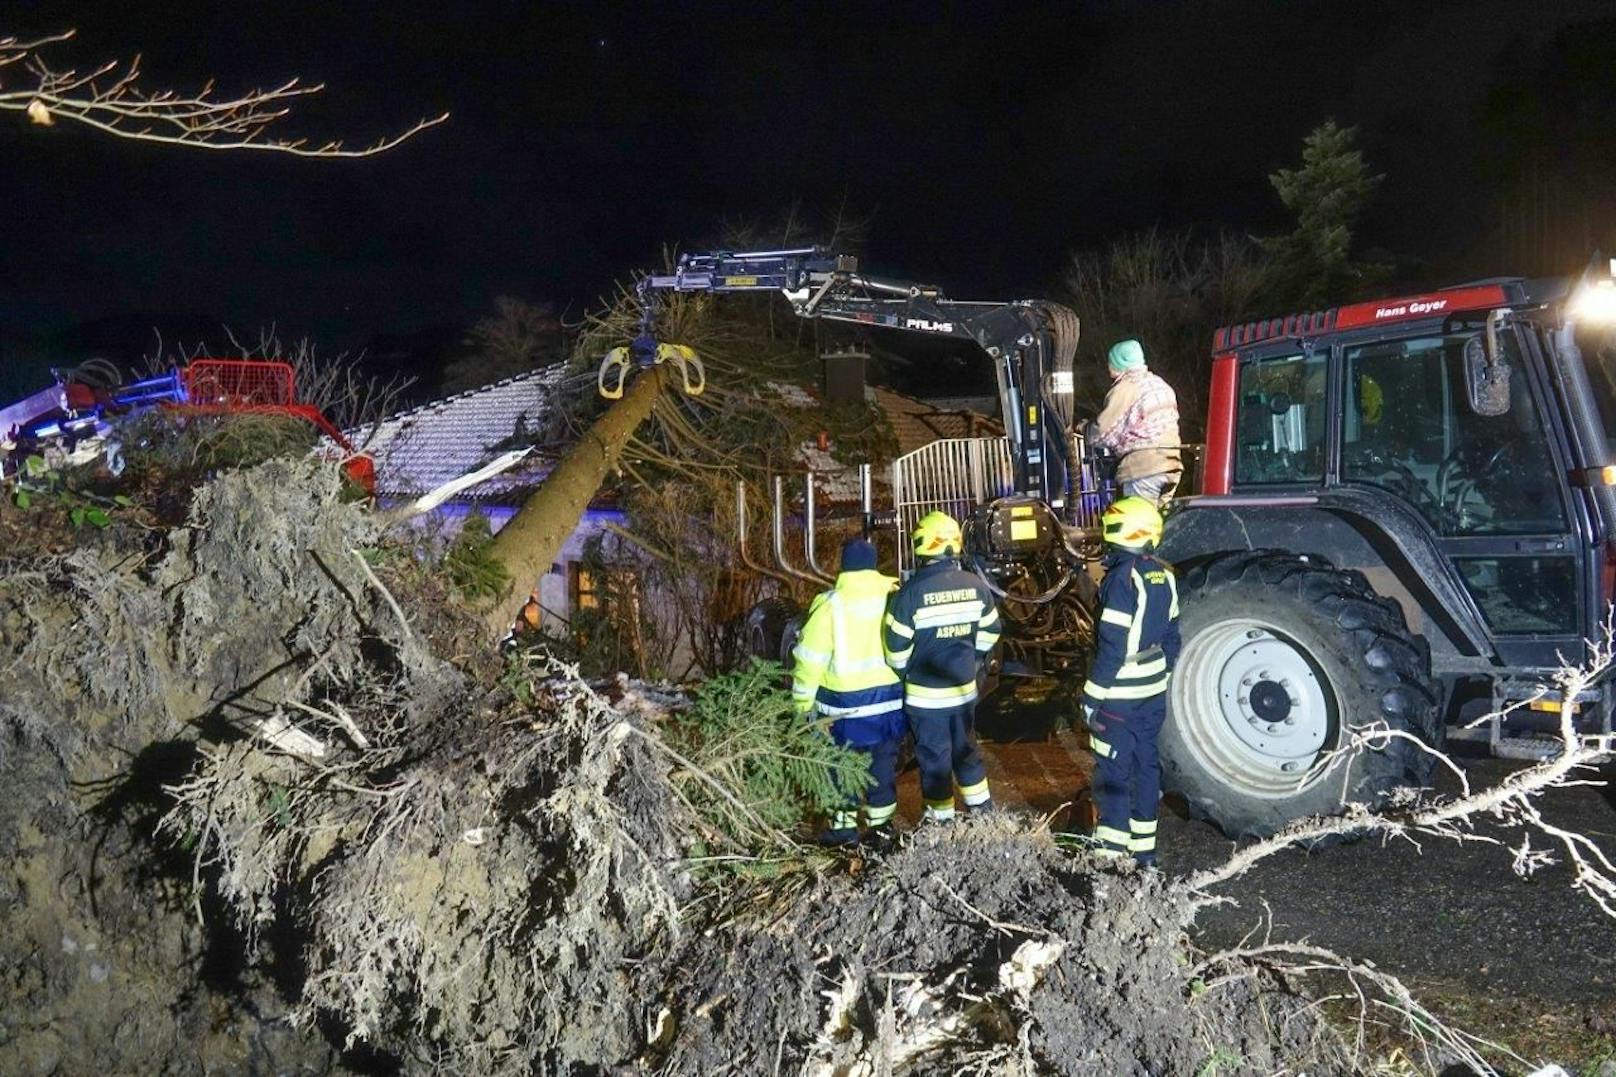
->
[483,363,671,640]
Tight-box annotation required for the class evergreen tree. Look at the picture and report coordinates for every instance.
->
[1261,121,1386,305]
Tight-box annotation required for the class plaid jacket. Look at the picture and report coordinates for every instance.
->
[1094,368,1182,483]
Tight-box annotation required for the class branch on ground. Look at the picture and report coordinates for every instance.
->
[1194,940,1520,1075]
[1184,626,1616,918]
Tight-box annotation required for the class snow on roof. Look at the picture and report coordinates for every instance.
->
[355,366,564,500]
[794,443,866,506]
[352,367,996,510]
[766,380,818,408]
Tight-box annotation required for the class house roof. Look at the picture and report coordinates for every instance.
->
[356,368,1004,508]
[870,387,1002,455]
[917,394,1000,418]
[355,366,565,501]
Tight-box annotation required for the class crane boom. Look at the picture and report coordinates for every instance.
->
[639,247,1082,516]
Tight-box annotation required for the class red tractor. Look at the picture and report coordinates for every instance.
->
[1,358,373,493]
[1158,266,1616,836]
[627,247,1616,838]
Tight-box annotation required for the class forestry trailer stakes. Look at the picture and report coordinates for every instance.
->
[634,248,1616,837]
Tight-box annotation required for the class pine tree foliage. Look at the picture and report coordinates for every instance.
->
[665,659,872,839]
[1260,120,1387,305]
[443,511,512,600]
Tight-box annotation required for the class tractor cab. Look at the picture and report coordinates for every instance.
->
[1158,271,1616,837]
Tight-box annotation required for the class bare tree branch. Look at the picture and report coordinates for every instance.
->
[1,29,446,156]
[1194,941,1522,1075]
[1185,626,1616,916]
[216,327,414,444]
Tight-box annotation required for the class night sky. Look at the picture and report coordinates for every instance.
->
[5,1,1616,380]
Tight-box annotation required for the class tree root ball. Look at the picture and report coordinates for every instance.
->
[644,816,1347,1075]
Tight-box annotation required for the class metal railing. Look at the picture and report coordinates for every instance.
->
[734,432,1183,584]
[890,436,1016,571]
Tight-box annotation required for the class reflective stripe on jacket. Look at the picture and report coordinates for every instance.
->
[883,558,1000,708]
[1082,552,1181,709]
[792,569,903,725]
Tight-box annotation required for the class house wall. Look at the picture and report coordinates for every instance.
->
[404,499,627,632]
[530,508,626,632]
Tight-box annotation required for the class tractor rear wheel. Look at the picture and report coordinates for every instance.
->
[1162,550,1440,839]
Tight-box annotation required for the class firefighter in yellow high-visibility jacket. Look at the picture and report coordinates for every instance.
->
[792,538,905,846]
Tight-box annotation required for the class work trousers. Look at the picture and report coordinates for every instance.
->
[907,701,991,822]
[829,737,900,833]
[1120,471,1180,508]
[1087,694,1166,864]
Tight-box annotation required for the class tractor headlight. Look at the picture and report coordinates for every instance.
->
[1572,280,1616,324]
[1571,257,1616,324]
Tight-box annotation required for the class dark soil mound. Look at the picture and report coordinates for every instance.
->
[0,461,1355,1075]
[646,817,1346,1075]
[0,459,381,1073]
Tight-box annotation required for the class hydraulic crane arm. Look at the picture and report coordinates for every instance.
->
[639,247,1082,515]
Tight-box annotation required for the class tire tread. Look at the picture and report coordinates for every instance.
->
[1163,548,1441,838]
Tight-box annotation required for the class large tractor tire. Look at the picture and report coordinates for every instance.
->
[1162,550,1440,839]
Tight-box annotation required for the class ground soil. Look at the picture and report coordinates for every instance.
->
[943,678,1616,1072]
[7,458,1611,1073]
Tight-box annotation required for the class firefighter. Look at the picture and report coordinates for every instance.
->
[1082,496,1181,867]
[1093,339,1182,506]
[792,537,906,846]
[884,511,1000,822]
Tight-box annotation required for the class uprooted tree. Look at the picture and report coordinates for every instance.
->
[4,430,1615,1071]
[478,279,898,655]
[481,359,676,640]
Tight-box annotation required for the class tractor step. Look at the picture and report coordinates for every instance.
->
[1447,686,1614,762]
[1444,726,1604,762]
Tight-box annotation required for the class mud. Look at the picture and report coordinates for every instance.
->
[0,460,383,1074]
[170,655,696,1071]
[647,816,1345,1076]
[1,461,1363,1074]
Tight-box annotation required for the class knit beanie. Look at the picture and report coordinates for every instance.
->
[840,537,878,572]
[1107,339,1146,373]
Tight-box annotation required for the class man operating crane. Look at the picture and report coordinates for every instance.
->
[1093,339,1182,506]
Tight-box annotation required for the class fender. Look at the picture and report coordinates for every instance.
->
[1160,491,1496,671]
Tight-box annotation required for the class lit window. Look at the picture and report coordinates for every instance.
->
[567,562,599,611]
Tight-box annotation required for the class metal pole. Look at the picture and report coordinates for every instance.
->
[803,472,833,581]
[772,474,824,584]
[892,457,908,574]
[736,479,795,584]
[859,463,873,537]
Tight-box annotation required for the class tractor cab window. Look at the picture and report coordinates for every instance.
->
[1341,329,1564,535]
[1233,352,1327,485]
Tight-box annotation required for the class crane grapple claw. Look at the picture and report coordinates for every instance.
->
[597,342,704,400]
[660,343,705,396]
[597,345,630,400]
